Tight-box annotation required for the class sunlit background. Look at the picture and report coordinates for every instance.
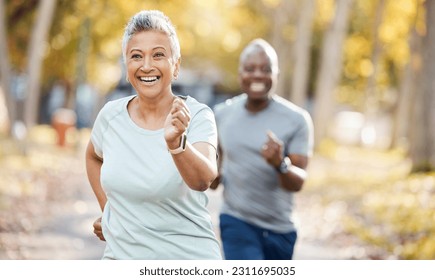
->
[0,0,434,260]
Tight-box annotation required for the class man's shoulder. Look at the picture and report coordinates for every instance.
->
[272,95,310,118]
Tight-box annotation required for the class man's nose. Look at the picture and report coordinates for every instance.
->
[253,68,266,77]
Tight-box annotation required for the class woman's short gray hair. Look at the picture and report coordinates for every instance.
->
[122,10,181,63]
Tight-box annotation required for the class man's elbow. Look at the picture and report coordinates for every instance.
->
[292,183,304,192]
[283,179,305,192]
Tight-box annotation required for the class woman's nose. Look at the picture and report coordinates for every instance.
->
[141,57,152,71]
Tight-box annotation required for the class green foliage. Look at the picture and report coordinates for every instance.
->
[6,0,37,72]
[346,172,435,259]
[308,140,435,259]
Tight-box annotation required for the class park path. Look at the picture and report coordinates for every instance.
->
[207,187,346,260]
[0,147,354,260]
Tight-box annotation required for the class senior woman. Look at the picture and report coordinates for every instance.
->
[85,10,221,260]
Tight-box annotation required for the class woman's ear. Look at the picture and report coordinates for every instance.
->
[173,57,181,80]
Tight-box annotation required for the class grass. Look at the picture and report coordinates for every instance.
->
[306,139,435,259]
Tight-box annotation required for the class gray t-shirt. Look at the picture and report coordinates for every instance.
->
[214,94,313,233]
[91,95,222,259]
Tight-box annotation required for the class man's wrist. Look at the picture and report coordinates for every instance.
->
[275,157,291,174]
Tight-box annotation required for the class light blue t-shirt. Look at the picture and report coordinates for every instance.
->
[91,95,222,260]
[214,94,314,233]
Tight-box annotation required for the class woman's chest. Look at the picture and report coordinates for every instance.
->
[100,131,187,202]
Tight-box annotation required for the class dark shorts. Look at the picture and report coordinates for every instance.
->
[219,214,297,260]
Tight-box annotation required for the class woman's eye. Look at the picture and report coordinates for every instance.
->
[154,52,165,58]
[131,54,142,59]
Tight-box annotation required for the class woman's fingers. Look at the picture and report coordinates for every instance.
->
[170,98,190,130]
[93,217,106,241]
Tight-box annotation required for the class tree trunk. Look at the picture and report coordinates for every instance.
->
[0,0,14,134]
[391,27,422,149]
[268,0,296,100]
[364,0,385,119]
[313,0,355,147]
[410,0,435,171]
[291,0,316,107]
[23,0,57,129]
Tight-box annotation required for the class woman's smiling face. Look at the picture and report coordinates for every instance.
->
[126,30,180,99]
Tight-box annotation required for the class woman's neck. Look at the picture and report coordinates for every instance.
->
[129,93,175,130]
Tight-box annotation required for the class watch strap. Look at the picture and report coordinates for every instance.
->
[168,134,187,154]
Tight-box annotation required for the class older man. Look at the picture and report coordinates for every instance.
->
[212,39,314,260]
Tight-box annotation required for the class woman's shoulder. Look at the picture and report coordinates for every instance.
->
[99,95,135,119]
[183,95,213,115]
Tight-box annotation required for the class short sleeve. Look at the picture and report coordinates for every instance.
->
[187,106,218,150]
[90,105,110,158]
[287,111,314,157]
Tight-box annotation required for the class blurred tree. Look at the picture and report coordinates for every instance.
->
[410,0,435,171]
[256,0,297,101]
[391,1,423,149]
[0,0,13,134]
[363,0,386,123]
[313,0,355,146]
[23,0,57,128]
[291,0,316,107]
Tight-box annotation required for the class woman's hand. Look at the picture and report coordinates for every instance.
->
[164,97,191,149]
[93,217,105,241]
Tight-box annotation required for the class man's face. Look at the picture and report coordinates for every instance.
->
[238,47,279,102]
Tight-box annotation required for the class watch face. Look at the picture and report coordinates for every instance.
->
[168,134,187,154]
[279,158,289,174]
[180,133,187,150]
[280,164,287,173]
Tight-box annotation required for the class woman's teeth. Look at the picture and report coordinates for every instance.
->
[140,76,159,82]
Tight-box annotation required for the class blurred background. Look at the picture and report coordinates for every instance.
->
[0,0,434,260]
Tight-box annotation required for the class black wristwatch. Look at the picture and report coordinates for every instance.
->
[275,157,291,174]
